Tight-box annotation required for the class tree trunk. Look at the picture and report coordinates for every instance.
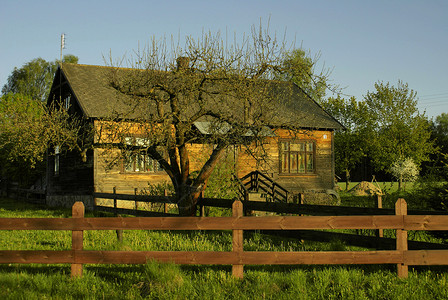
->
[175,143,227,216]
[176,184,201,216]
[345,169,351,191]
[398,174,403,191]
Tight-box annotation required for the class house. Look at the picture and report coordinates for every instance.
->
[45,63,344,209]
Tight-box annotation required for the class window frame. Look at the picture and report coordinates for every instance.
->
[278,139,316,175]
[122,136,164,174]
[54,145,60,176]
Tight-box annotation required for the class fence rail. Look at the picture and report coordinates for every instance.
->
[94,190,448,216]
[1,199,448,278]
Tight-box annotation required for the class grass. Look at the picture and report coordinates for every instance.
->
[1,196,448,299]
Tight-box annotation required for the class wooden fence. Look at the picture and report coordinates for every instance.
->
[0,199,448,279]
[93,189,448,217]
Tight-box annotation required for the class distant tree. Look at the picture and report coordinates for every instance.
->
[431,113,448,153]
[423,113,448,179]
[321,96,367,190]
[2,55,79,102]
[364,81,434,189]
[278,48,333,103]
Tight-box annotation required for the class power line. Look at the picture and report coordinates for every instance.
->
[418,99,448,105]
[418,96,448,102]
[419,92,448,98]
[418,102,448,108]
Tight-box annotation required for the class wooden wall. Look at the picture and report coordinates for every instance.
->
[46,149,94,196]
[93,128,335,196]
[236,129,335,193]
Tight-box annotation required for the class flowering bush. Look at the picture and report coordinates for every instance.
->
[390,157,419,189]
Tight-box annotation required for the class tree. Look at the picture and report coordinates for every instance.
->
[2,55,79,102]
[0,93,80,186]
[277,48,332,103]
[422,113,448,179]
[100,27,305,215]
[389,157,419,191]
[431,113,448,155]
[321,96,367,190]
[363,81,434,189]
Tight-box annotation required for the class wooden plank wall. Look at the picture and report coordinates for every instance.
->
[93,125,336,198]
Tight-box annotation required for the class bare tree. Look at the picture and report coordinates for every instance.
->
[98,26,313,215]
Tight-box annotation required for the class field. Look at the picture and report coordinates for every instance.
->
[1,194,448,299]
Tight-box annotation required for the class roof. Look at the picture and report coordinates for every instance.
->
[53,63,344,130]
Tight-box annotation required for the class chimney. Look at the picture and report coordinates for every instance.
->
[176,57,190,71]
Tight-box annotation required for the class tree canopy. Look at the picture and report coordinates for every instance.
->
[364,81,434,170]
[2,55,78,102]
[321,96,368,189]
[0,93,80,165]
[278,48,335,103]
[360,81,435,188]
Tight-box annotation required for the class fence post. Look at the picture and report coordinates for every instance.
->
[113,187,117,211]
[164,189,168,214]
[71,201,84,278]
[199,191,205,217]
[134,188,138,211]
[232,200,244,278]
[376,195,384,238]
[112,187,123,242]
[395,198,408,278]
[243,189,251,216]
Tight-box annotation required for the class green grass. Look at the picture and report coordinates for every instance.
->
[1,197,448,299]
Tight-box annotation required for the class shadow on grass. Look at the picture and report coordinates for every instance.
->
[1,263,447,280]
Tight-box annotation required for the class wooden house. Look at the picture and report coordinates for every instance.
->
[46,63,343,208]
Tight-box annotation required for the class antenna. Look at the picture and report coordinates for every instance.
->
[59,33,66,103]
[60,33,66,63]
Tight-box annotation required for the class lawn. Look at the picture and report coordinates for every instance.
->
[0,197,448,299]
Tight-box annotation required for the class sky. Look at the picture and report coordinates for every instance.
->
[1,0,447,118]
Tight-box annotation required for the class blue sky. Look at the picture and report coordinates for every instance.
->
[1,0,447,118]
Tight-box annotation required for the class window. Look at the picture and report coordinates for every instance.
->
[54,145,60,176]
[125,153,163,173]
[64,95,71,110]
[123,136,163,173]
[279,140,315,174]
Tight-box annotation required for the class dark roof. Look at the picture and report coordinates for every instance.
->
[55,63,344,130]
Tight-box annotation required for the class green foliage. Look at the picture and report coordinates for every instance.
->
[279,48,329,102]
[1,55,79,102]
[141,182,174,196]
[427,113,448,179]
[0,55,81,185]
[410,180,448,212]
[321,96,368,187]
[0,93,46,165]
[0,93,81,182]
[203,149,238,200]
[364,81,435,173]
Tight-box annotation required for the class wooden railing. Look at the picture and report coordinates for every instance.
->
[238,171,289,202]
[1,199,448,279]
[94,188,447,217]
